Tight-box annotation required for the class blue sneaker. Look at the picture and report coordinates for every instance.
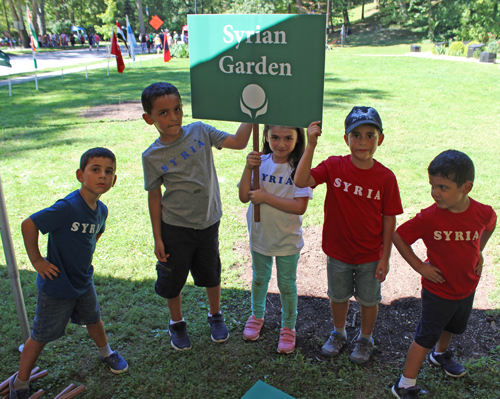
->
[169,321,192,350]
[9,375,30,399]
[99,351,129,374]
[321,331,346,357]
[429,347,466,377]
[208,312,229,343]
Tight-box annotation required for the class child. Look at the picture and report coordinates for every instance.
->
[239,124,313,354]
[391,150,496,399]
[10,148,127,399]
[294,107,403,365]
[141,82,252,351]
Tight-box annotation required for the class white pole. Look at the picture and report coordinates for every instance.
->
[61,68,63,82]
[0,175,30,344]
[140,59,142,68]
[35,73,38,90]
[85,66,88,79]
[8,68,12,97]
[107,60,109,76]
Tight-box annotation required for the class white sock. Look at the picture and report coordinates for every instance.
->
[360,332,373,342]
[334,326,346,337]
[98,344,113,358]
[14,377,29,390]
[399,375,417,389]
[170,318,185,325]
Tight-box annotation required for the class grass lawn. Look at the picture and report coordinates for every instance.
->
[1,40,499,398]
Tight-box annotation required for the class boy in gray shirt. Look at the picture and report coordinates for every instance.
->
[142,82,252,350]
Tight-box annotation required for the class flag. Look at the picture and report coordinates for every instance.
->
[163,33,171,63]
[0,50,11,67]
[116,21,127,43]
[126,15,138,61]
[146,5,149,16]
[26,6,39,51]
[111,31,125,73]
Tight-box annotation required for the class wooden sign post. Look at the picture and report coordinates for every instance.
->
[252,123,260,222]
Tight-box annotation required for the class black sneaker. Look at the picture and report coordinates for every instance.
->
[391,377,421,398]
[169,321,191,351]
[429,347,466,377]
[208,312,229,343]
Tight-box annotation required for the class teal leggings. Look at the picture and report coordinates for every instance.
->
[251,250,300,329]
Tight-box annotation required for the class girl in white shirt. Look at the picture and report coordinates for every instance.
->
[239,124,313,353]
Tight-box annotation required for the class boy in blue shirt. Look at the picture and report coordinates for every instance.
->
[141,82,252,351]
[10,148,128,399]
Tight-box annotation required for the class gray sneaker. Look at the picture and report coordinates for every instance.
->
[321,331,346,357]
[349,336,374,365]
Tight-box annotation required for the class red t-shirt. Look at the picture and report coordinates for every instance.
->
[397,198,497,300]
[311,155,403,264]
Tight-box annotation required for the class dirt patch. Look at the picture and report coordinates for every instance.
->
[80,101,143,121]
[232,224,500,362]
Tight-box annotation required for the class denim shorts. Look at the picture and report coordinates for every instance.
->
[155,220,221,299]
[414,288,475,349]
[327,256,381,307]
[31,285,101,343]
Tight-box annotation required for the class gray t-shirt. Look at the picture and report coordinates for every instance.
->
[142,121,229,229]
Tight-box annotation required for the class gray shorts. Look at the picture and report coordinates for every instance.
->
[327,256,382,307]
[31,285,101,343]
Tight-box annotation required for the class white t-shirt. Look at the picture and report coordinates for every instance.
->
[246,154,313,256]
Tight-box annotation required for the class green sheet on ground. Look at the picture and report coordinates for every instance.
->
[241,380,295,399]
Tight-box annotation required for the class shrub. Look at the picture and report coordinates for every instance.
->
[170,43,189,58]
[464,41,483,57]
[487,40,499,54]
[432,45,447,55]
[448,41,465,56]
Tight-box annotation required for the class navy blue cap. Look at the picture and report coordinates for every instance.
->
[345,106,383,134]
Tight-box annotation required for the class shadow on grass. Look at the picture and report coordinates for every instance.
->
[2,264,499,399]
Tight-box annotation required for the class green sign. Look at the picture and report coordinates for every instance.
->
[188,14,326,128]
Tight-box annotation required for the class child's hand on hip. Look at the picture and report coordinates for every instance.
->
[33,257,60,280]
[246,151,262,170]
[420,261,445,283]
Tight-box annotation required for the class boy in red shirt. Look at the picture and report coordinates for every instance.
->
[391,150,496,399]
[295,107,403,365]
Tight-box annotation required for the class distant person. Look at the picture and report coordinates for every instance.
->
[70,33,76,47]
[141,82,252,351]
[173,31,179,43]
[9,148,128,399]
[391,150,496,399]
[88,33,93,51]
[141,33,147,53]
[94,33,100,51]
[80,34,85,47]
[295,107,403,365]
[154,34,162,55]
[239,124,313,354]
[147,34,152,53]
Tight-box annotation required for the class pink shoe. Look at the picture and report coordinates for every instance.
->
[243,315,264,341]
[277,327,296,354]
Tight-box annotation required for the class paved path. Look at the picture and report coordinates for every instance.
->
[0,46,160,87]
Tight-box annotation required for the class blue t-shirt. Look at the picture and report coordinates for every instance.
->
[30,190,107,298]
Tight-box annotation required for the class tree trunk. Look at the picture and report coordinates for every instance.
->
[296,0,304,14]
[52,0,59,20]
[343,7,350,24]
[361,0,365,20]
[2,0,11,36]
[38,0,46,34]
[428,0,432,40]
[136,0,145,34]
[6,0,29,47]
[493,0,498,20]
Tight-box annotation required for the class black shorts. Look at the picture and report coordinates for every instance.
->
[155,220,221,299]
[414,288,475,349]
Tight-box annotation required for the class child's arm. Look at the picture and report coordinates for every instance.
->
[148,188,169,263]
[375,215,396,283]
[221,123,253,150]
[392,231,445,283]
[476,222,496,276]
[239,151,261,203]
[248,188,309,215]
[21,217,60,280]
[294,121,321,188]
